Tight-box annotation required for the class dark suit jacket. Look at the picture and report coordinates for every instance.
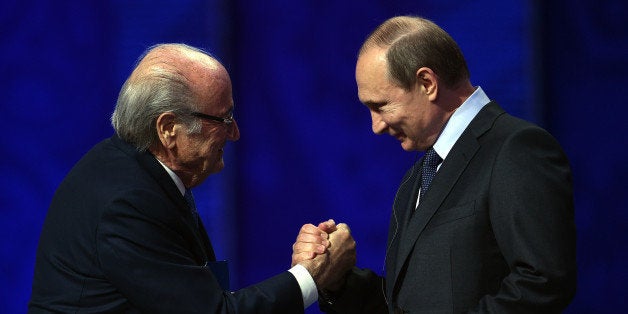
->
[29,135,303,313]
[322,102,576,313]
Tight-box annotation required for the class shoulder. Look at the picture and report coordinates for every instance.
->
[474,106,563,154]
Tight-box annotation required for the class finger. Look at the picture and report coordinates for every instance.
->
[293,241,327,255]
[296,232,325,243]
[299,223,320,235]
[291,251,316,266]
[336,223,351,233]
[299,224,330,241]
[327,224,356,250]
[318,219,337,233]
[295,233,329,247]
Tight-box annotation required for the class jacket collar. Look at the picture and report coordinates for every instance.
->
[110,134,216,261]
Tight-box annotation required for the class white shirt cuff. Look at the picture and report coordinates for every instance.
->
[288,264,318,308]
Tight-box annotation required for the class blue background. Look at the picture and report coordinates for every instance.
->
[1,0,626,313]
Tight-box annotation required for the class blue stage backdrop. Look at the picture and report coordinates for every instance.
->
[1,0,626,313]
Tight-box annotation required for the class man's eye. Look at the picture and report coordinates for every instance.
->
[367,103,386,112]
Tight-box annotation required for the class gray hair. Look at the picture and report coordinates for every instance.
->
[111,44,208,151]
[359,16,470,90]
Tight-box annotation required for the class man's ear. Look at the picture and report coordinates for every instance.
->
[416,67,438,101]
[155,112,178,149]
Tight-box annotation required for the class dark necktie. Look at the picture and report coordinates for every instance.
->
[184,188,199,228]
[419,147,442,201]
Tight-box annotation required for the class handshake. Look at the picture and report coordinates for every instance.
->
[291,219,356,291]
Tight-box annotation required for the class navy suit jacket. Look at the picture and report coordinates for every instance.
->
[322,102,577,313]
[29,135,303,313]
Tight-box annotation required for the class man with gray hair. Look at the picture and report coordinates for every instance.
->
[29,43,355,313]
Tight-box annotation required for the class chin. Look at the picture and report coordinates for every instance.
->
[400,141,419,152]
[209,159,225,174]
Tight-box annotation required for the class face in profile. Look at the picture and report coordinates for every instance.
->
[172,69,240,187]
[355,47,451,151]
[355,48,445,151]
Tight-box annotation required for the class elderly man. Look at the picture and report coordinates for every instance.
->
[29,44,355,313]
[294,16,576,313]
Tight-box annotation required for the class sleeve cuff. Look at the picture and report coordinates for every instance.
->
[288,264,318,308]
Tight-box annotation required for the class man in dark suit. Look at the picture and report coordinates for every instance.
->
[293,16,577,313]
[29,43,356,313]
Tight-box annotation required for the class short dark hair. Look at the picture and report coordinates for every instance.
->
[359,16,470,90]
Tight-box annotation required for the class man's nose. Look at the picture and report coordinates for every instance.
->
[228,119,240,141]
[371,111,386,134]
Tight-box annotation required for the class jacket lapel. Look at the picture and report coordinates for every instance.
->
[385,161,421,296]
[111,135,215,263]
[389,102,505,290]
[394,135,479,274]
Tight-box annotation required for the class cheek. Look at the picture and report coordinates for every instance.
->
[195,131,219,153]
[385,113,411,129]
[203,138,225,161]
[181,138,215,165]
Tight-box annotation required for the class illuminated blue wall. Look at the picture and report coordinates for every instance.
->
[1,0,626,313]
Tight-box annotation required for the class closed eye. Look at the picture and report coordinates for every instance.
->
[364,101,386,112]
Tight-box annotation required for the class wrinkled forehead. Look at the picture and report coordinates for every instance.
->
[135,45,226,80]
[140,47,233,111]
[191,64,233,114]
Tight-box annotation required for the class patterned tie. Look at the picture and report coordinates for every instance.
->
[184,188,199,228]
[419,147,442,201]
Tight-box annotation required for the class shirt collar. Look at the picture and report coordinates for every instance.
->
[433,86,490,160]
[156,158,186,196]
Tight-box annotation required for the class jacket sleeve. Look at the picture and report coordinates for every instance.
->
[319,267,387,314]
[96,189,303,314]
[472,126,577,313]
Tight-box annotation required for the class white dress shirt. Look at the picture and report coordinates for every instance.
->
[416,87,491,207]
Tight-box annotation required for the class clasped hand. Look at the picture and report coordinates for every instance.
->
[292,219,356,291]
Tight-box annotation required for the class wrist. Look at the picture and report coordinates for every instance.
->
[318,288,338,306]
[318,271,349,306]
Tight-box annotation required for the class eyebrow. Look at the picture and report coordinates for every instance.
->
[362,100,386,109]
[222,106,234,116]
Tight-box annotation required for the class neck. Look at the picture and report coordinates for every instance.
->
[453,81,476,105]
[149,146,171,168]
[149,146,194,188]
[439,81,475,111]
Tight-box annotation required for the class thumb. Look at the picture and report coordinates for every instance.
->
[318,219,337,233]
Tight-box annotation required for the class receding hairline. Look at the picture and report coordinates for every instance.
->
[130,44,226,83]
[358,16,433,56]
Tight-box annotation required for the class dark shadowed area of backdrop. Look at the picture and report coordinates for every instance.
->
[1,0,626,313]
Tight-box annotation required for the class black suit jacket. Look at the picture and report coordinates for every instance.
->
[323,102,576,313]
[29,135,303,313]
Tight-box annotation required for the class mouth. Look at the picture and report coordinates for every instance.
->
[392,133,406,142]
[218,143,226,153]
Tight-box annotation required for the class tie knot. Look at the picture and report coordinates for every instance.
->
[424,147,442,167]
[418,147,442,202]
